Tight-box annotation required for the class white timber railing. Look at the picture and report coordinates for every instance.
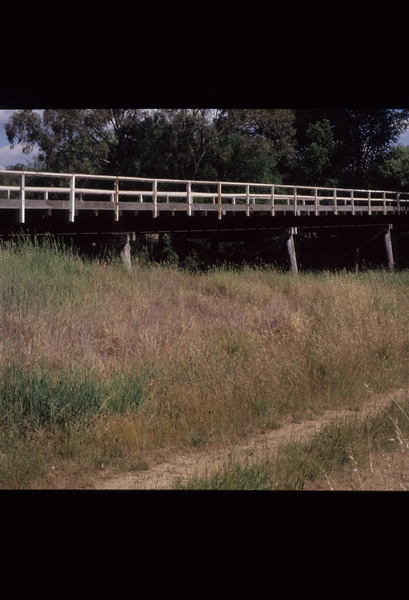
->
[0,169,408,223]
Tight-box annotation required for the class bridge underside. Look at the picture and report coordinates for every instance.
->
[2,210,409,235]
[3,210,409,271]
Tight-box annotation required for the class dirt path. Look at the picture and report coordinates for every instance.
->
[90,388,408,490]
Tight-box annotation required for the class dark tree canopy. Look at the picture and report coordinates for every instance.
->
[294,109,409,187]
[4,108,409,190]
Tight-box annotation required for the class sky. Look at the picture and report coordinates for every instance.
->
[1,109,409,170]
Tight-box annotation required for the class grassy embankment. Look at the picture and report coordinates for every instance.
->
[1,237,409,489]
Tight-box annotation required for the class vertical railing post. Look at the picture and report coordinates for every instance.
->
[314,188,318,216]
[217,182,222,220]
[368,191,372,216]
[351,190,355,216]
[293,187,297,215]
[383,191,387,216]
[69,175,76,223]
[397,192,401,214]
[271,185,275,216]
[187,181,192,216]
[246,184,250,217]
[114,177,120,221]
[333,189,338,215]
[19,172,25,223]
[152,179,158,218]
[45,190,51,216]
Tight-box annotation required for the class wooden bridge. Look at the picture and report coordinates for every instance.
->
[1,169,408,222]
[1,169,409,271]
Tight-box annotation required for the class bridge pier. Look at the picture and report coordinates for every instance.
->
[285,227,298,274]
[116,233,132,270]
[384,225,395,272]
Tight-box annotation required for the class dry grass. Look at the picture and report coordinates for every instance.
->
[176,394,409,491]
[1,238,409,487]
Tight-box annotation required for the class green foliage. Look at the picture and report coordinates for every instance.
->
[4,108,296,183]
[159,233,179,265]
[375,144,409,190]
[293,109,409,188]
[296,119,338,185]
[5,109,144,174]
[0,363,150,433]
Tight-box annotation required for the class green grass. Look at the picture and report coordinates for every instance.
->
[0,363,150,433]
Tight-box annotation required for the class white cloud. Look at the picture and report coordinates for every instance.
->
[0,143,38,169]
[0,110,15,125]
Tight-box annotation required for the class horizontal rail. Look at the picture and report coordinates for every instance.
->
[0,170,408,223]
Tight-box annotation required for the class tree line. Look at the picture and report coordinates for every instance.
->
[5,108,409,190]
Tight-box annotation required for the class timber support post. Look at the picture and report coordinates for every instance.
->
[285,227,298,274]
[384,225,395,272]
[117,233,132,270]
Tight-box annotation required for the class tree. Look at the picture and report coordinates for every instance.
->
[210,109,297,182]
[294,119,337,186]
[5,109,145,175]
[324,109,409,187]
[293,109,409,188]
[333,110,409,187]
[374,144,409,190]
[127,109,220,180]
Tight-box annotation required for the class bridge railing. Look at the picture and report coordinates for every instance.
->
[0,169,408,223]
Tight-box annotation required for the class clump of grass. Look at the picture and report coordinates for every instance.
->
[0,235,93,313]
[174,457,272,490]
[104,371,151,415]
[0,363,150,433]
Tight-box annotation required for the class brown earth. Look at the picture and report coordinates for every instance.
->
[88,388,409,490]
